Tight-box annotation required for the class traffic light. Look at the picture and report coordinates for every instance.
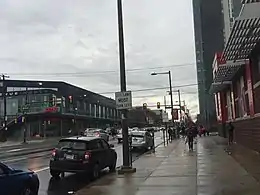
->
[143,103,147,110]
[157,102,160,109]
[68,95,73,104]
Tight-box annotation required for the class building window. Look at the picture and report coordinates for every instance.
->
[226,90,232,120]
[237,76,247,118]
[98,105,101,118]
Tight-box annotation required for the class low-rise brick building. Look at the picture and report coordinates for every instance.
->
[210,1,260,152]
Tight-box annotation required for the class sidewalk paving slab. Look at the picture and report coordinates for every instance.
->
[212,136,260,183]
[76,136,260,195]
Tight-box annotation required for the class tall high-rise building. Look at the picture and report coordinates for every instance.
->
[222,0,243,44]
[192,0,224,127]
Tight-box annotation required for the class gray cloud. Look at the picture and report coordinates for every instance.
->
[0,0,198,114]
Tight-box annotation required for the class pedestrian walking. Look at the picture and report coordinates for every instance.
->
[186,126,194,151]
[227,122,234,145]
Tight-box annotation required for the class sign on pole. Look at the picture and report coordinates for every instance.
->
[162,112,169,123]
[115,91,132,110]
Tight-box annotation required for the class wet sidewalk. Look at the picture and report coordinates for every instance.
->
[76,137,260,195]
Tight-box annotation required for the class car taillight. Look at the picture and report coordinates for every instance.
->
[52,149,57,157]
[84,151,91,160]
[95,132,100,137]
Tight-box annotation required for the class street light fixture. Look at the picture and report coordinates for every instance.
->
[151,71,174,125]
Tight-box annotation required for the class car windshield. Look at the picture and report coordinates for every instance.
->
[57,140,87,150]
[132,134,144,138]
[87,128,98,132]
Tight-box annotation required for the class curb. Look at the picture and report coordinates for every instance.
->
[132,141,165,163]
[116,140,165,169]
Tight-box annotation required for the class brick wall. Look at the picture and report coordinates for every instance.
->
[233,116,260,152]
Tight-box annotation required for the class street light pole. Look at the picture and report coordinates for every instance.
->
[117,0,134,172]
[151,71,174,125]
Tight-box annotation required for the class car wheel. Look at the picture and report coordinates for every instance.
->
[109,158,117,172]
[21,185,34,195]
[91,164,100,180]
[50,169,61,179]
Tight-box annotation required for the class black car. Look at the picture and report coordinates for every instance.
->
[0,162,39,195]
[49,136,117,179]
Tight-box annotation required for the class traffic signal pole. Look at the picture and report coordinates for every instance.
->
[117,0,136,173]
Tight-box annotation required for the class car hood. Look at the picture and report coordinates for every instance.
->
[9,165,34,174]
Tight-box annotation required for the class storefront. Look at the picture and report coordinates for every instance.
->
[210,1,260,151]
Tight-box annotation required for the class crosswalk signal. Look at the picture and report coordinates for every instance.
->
[157,102,160,109]
[143,103,147,110]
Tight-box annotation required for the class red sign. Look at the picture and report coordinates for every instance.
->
[45,107,58,112]
[172,109,179,120]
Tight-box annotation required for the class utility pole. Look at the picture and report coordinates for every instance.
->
[117,0,135,173]
[164,96,167,110]
[177,90,182,121]
[1,74,9,141]
[23,83,28,143]
[168,71,174,126]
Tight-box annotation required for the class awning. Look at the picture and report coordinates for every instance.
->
[209,81,232,94]
[241,0,260,4]
[222,2,260,61]
[213,60,246,83]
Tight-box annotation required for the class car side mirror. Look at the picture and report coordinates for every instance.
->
[109,144,114,148]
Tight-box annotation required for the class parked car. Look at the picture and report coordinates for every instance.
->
[116,129,123,143]
[131,130,154,151]
[0,162,39,195]
[116,128,134,144]
[49,136,117,180]
[84,128,109,142]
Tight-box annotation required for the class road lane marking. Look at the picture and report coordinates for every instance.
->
[3,157,27,163]
[34,167,49,173]
[8,148,27,152]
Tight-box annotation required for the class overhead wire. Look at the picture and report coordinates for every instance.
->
[4,62,195,77]
[133,91,198,99]
[99,83,198,95]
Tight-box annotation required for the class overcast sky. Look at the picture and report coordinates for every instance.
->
[0,0,198,118]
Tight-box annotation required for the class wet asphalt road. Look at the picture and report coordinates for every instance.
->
[2,133,163,195]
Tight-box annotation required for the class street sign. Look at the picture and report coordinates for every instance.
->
[162,112,169,123]
[115,91,132,110]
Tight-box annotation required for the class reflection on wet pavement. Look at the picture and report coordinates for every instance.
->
[75,137,260,195]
